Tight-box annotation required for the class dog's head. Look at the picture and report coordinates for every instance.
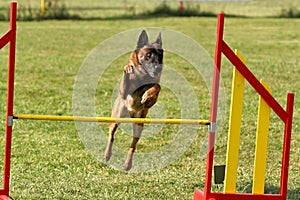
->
[131,30,163,78]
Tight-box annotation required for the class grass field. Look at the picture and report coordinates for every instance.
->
[0,0,300,199]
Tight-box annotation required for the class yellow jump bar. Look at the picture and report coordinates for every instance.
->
[13,114,210,125]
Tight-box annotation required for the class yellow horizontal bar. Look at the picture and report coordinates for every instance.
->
[13,114,210,125]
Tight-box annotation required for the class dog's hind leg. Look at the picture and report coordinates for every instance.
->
[124,123,143,171]
[124,109,148,171]
[104,97,128,163]
[104,122,118,163]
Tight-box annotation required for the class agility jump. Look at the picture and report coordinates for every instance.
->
[194,13,294,200]
[0,2,294,200]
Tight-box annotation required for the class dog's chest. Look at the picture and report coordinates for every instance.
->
[125,69,160,112]
[131,66,160,86]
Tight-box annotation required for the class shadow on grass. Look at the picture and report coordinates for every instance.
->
[242,182,300,199]
[83,12,216,21]
[196,181,300,199]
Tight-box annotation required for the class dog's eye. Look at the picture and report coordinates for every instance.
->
[146,52,152,59]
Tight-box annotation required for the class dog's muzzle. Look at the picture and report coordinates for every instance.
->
[145,63,162,77]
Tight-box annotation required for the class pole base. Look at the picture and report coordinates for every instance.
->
[0,195,12,200]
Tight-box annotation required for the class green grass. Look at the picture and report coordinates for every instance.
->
[0,0,300,199]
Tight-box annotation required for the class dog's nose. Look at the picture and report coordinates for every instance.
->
[155,65,162,72]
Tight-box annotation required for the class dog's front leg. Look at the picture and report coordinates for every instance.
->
[120,64,135,99]
[141,84,161,107]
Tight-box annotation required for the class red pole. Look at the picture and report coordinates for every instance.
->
[203,12,224,198]
[179,1,184,12]
[221,42,287,122]
[3,2,17,197]
[280,92,294,198]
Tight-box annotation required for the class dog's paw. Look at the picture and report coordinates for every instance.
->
[104,142,113,163]
[141,90,155,104]
[124,152,133,171]
[141,91,150,104]
[124,64,134,74]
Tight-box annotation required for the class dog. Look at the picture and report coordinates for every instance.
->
[104,30,163,171]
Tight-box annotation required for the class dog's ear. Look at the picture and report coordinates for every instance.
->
[137,30,149,49]
[155,32,162,49]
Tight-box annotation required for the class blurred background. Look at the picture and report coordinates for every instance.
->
[0,0,299,21]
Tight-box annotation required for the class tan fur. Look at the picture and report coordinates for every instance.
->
[104,30,163,171]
